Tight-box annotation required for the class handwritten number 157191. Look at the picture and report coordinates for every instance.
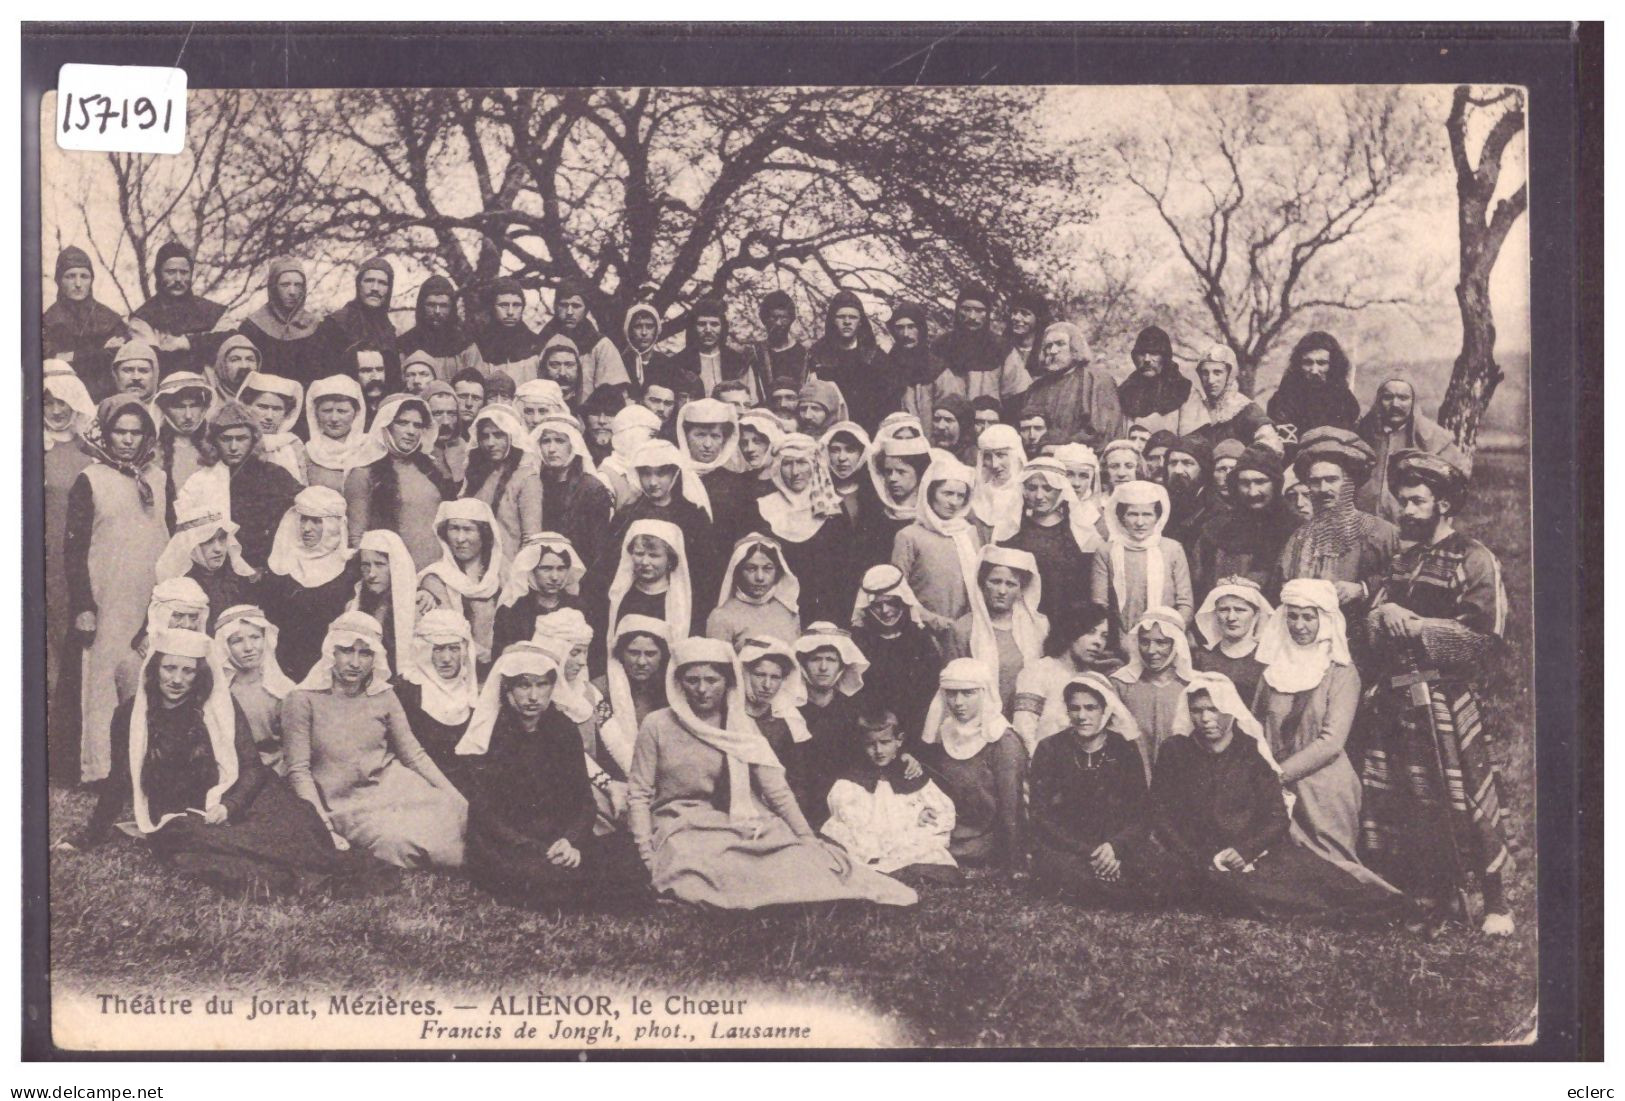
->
[61,92,174,136]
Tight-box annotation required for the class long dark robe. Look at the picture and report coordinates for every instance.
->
[131,291,228,377]
[185,562,261,634]
[851,622,941,748]
[1191,647,1268,708]
[491,592,582,664]
[539,462,616,573]
[1030,729,1152,901]
[808,342,895,432]
[794,693,865,829]
[749,510,855,627]
[392,679,470,786]
[700,467,762,563]
[44,296,126,401]
[1000,515,1095,618]
[1117,366,1191,421]
[261,563,358,682]
[314,299,400,383]
[1191,500,1301,603]
[217,458,303,572]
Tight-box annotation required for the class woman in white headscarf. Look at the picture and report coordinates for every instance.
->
[493,532,584,657]
[589,615,671,782]
[44,362,97,728]
[597,403,663,509]
[626,636,917,909]
[970,423,1026,541]
[418,497,511,672]
[534,410,616,570]
[283,610,466,869]
[849,563,942,741]
[213,604,296,774]
[302,375,367,493]
[867,433,933,544]
[392,608,479,778]
[343,393,453,570]
[454,643,645,907]
[238,372,308,485]
[462,404,542,552]
[514,378,570,431]
[603,518,692,650]
[154,503,259,630]
[1089,479,1193,653]
[112,576,212,708]
[348,528,423,672]
[262,485,358,680]
[1109,605,1196,778]
[735,635,812,769]
[754,432,851,624]
[917,657,1029,872]
[890,453,985,624]
[736,408,787,494]
[527,612,628,837]
[1051,442,1104,537]
[67,628,373,898]
[1190,575,1274,705]
[999,457,1099,619]
[705,533,801,651]
[946,545,1048,715]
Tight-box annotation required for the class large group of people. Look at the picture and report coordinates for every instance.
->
[44,243,1513,934]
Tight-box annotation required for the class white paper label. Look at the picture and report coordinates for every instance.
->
[55,63,187,155]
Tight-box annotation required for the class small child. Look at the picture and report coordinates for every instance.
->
[822,709,962,886]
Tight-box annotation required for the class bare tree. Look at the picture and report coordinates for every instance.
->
[1114,86,1434,392]
[1437,85,1527,456]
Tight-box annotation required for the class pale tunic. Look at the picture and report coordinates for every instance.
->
[1114,672,1187,780]
[891,522,986,624]
[823,777,957,873]
[305,460,347,495]
[703,598,800,652]
[230,677,287,775]
[1088,538,1193,653]
[77,463,170,782]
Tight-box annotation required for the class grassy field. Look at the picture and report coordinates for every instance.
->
[45,450,1537,1050]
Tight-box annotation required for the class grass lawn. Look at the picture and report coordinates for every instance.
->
[45,450,1538,1050]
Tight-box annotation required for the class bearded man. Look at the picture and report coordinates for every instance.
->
[130,241,229,376]
[1191,445,1300,601]
[1275,426,1397,617]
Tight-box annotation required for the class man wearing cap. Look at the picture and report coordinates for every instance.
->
[745,290,811,398]
[1018,321,1125,447]
[930,282,1030,405]
[1275,426,1398,614]
[43,245,128,399]
[109,340,160,405]
[129,241,230,377]
[1192,445,1301,601]
[1359,449,1514,936]
[539,278,630,401]
[152,371,216,528]
[313,255,401,385]
[1162,435,1218,559]
[1116,325,1192,435]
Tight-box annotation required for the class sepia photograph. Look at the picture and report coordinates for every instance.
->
[22,23,1585,1059]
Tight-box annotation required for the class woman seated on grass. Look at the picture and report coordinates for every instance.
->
[455,643,644,909]
[916,658,1028,874]
[66,628,380,899]
[1029,673,1152,905]
[392,609,479,781]
[282,611,467,869]
[212,604,296,775]
[626,636,917,910]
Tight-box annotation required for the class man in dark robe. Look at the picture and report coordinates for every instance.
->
[313,255,400,384]
[398,274,480,382]
[887,302,946,425]
[1116,325,1191,431]
[664,296,751,401]
[129,241,229,378]
[746,290,811,398]
[1020,320,1125,447]
[1359,450,1514,935]
[1354,376,1471,521]
[930,282,1028,404]
[805,290,893,432]
[539,277,628,401]
[928,392,978,465]
[43,245,127,400]
[1266,331,1361,450]
[1162,435,1218,558]
[237,256,322,383]
[1191,445,1300,602]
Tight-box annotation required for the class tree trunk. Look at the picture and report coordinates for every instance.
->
[1437,261,1503,456]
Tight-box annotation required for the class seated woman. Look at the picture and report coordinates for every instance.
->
[462,404,543,553]
[590,615,671,784]
[1191,575,1272,704]
[302,375,367,493]
[626,636,917,910]
[1012,601,1120,755]
[969,423,1027,541]
[754,433,852,624]
[282,611,467,869]
[348,527,422,671]
[602,518,692,655]
[1253,579,1394,888]
[1000,457,1100,618]
[1149,672,1405,919]
[705,533,801,650]
[393,609,479,780]
[213,605,296,774]
[238,372,308,485]
[69,628,375,898]
[945,545,1048,715]
[1110,605,1196,779]
[916,658,1029,872]
[822,708,961,887]
[1029,672,1152,904]
[113,577,211,706]
[493,532,584,658]
[890,454,984,625]
[455,644,643,908]
[849,564,943,747]
[418,497,511,673]
[154,505,259,632]
[735,635,815,811]
[530,609,627,836]
[262,485,358,680]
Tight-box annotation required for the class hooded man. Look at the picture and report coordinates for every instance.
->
[109,340,160,405]
[1162,435,1218,558]
[1020,321,1125,448]
[930,282,1030,405]
[537,278,629,402]
[889,302,946,428]
[665,296,749,402]
[1355,376,1470,521]
[1266,331,1361,448]
[745,290,811,398]
[618,301,670,398]
[1276,426,1398,614]
[928,392,978,465]
[152,371,216,529]
[539,333,585,409]
[238,256,322,383]
[806,290,892,432]
[398,275,481,382]
[579,384,625,466]
[1115,325,1192,434]
[129,241,230,377]
[1191,445,1301,601]
[1002,290,1051,381]
[1171,343,1282,454]
[313,255,400,385]
[43,245,127,400]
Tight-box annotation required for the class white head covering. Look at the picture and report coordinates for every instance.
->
[717,533,801,618]
[868,434,932,522]
[667,636,785,821]
[601,614,670,773]
[1255,578,1351,694]
[530,608,598,723]
[1194,577,1275,657]
[404,608,479,727]
[851,562,926,629]
[212,604,295,699]
[268,485,353,588]
[1058,671,1141,742]
[874,411,925,446]
[818,420,874,487]
[971,423,1027,540]
[515,379,570,421]
[533,411,606,486]
[419,497,510,602]
[295,610,393,695]
[1110,605,1196,685]
[675,397,741,475]
[607,518,691,643]
[913,453,982,613]
[922,657,1010,761]
[127,628,238,833]
[455,643,562,756]
[43,360,97,449]
[758,433,841,543]
[238,372,307,483]
[302,374,367,472]
[1172,671,1282,774]
[1052,442,1101,503]
[738,408,789,482]
[351,528,420,657]
[1103,479,1171,615]
[499,531,585,608]
[154,504,256,583]
[1021,457,1102,554]
[600,404,663,486]
[630,438,713,518]
[968,545,1048,708]
[348,393,439,468]
[792,622,869,697]
[468,403,538,461]
[143,577,210,639]
[736,634,812,745]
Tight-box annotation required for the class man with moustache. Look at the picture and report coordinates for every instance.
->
[314,256,400,384]
[130,241,229,377]
[746,290,811,397]
[1161,435,1218,559]
[538,278,629,401]
[109,340,160,405]
[348,346,396,427]
[398,275,481,383]
[1191,446,1301,602]
[1275,427,1397,619]
[1115,325,1191,436]
[930,283,1030,405]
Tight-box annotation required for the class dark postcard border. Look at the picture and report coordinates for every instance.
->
[19,21,1600,1062]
